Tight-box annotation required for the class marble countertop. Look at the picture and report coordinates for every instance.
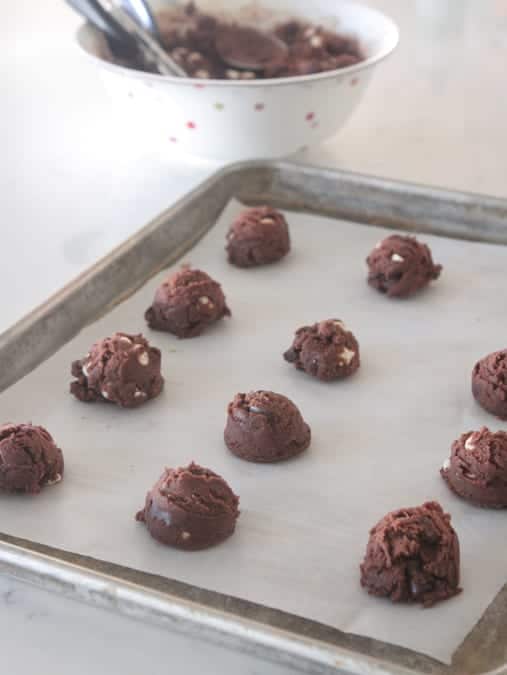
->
[3,1,507,673]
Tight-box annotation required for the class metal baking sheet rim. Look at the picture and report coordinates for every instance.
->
[0,161,506,675]
[0,539,414,675]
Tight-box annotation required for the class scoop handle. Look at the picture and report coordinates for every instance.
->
[65,0,187,76]
[118,0,160,41]
[65,0,128,43]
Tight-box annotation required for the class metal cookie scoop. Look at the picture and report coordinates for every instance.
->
[215,24,289,72]
[66,0,187,76]
[117,0,159,37]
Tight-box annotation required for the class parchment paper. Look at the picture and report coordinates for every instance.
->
[0,200,506,664]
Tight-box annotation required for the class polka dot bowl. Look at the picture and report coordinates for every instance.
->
[76,0,398,161]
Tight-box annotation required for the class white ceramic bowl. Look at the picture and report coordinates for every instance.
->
[76,0,399,161]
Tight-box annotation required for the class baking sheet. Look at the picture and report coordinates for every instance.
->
[0,199,506,665]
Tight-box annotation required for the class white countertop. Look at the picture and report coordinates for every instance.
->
[3,1,507,673]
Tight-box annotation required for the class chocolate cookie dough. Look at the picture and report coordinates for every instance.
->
[70,332,163,408]
[224,390,311,462]
[441,427,507,508]
[366,235,442,297]
[150,4,364,80]
[145,267,230,338]
[472,349,507,419]
[283,319,360,381]
[0,423,63,494]
[136,462,239,550]
[226,206,290,267]
[360,501,461,607]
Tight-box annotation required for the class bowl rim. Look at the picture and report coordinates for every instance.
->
[75,1,399,88]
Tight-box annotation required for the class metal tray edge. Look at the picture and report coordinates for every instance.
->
[1,161,506,675]
[0,538,420,675]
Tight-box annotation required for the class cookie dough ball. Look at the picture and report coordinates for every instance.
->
[472,349,507,419]
[136,462,239,550]
[145,267,230,338]
[360,501,460,607]
[0,423,64,494]
[70,332,163,408]
[224,390,311,462]
[441,427,507,508]
[226,206,290,267]
[366,235,442,297]
[283,319,360,381]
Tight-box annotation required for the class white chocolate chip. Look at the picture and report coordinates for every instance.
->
[303,27,317,38]
[134,390,146,399]
[194,69,210,79]
[187,51,202,63]
[118,336,132,344]
[340,347,356,365]
[442,458,451,471]
[182,531,191,540]
[260,217,275,225]
[82,363,90,377]
[310,35,324,48]
[464,435,476,451]
[46,473,62,486]
[391,253,404,262]
[138,351,150,366]
[198,296,214,309]
[240,71,256,80]
[101,390,110,400]
[225,69,240,79]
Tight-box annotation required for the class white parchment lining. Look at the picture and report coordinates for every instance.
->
[0,200,506,664]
